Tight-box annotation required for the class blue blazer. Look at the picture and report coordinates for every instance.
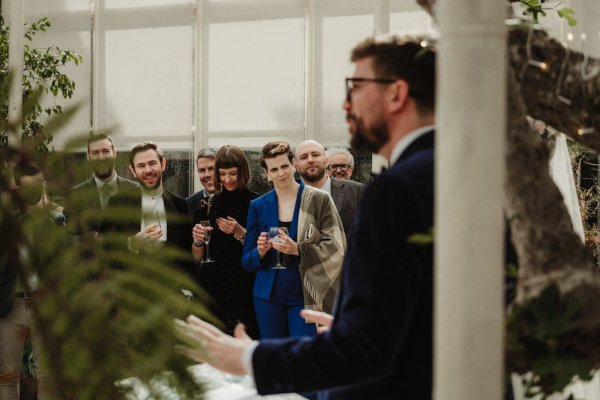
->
[241,183,304,300]
[252,131,435,399]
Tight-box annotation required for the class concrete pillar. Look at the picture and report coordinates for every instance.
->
[434,0,506,398]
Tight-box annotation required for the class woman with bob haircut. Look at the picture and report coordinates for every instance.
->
[241,141,345,338]
[192,145,259,338]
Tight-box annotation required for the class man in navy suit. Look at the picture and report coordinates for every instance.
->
[186,147,218,218]
[177,33,436,399]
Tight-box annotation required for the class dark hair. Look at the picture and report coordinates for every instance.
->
[214,145,250,191]
[260,141,294,170]
[129,141,164,166]
[351,34,436,113]
[196,147,218,163]
[14,161,43,183]
[87,133,115,152]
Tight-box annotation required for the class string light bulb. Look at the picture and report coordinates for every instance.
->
[567,33,574,41]
[577,127,594,135]
[420,40,428,48]
[528,60,548,71]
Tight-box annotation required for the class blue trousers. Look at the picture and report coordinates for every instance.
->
[254,269,317,339]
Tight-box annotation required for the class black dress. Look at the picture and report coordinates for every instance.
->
[194,188,259,338]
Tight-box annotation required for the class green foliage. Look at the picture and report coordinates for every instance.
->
[407,227,434,246]
[1,74,212,399]
[518,0,577,26]
[0,16,82,153]
[506,284,594,399]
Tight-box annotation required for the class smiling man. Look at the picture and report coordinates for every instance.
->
[101,142,192,264]
[294,140,364,237]
[186,147,218,218]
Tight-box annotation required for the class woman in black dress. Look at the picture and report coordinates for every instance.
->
[191,145,259,338]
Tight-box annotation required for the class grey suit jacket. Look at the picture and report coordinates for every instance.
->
[330,178,364,238]
[68,175,138,234]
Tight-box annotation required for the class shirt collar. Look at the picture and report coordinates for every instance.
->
[94,172,118,190]
[389,125,435,165]
[142,188,164,199]
[319,176,332,194]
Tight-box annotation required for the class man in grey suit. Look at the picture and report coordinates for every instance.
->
[295,140,364,237]
[68,133,138,234]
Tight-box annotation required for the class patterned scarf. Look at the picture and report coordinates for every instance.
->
[297,185,346,314]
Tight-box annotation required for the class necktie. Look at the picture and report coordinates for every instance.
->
[100,185,113,208]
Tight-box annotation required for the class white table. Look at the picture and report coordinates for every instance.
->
[123,363,307,400]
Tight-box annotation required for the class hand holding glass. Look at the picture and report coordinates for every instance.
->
[199,220,214,263]
[268,227,289,269]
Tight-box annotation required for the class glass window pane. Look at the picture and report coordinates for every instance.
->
[101,25,194,150]
[25,0,91,149]
[207,18,305,136]
[316,14,372,146]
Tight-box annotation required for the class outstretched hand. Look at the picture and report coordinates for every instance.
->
[175,315,253,376]
[301,309,334,334]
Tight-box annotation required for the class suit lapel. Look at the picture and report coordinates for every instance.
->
[330,179,346,213]
[262,190,279,232]
[163,190,178,246]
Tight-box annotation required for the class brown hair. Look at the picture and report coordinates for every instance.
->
[260,141,294,169]
[87,132,115,153]
[214,145,250,191]
[351,34,436,113]
[129,141,164,166]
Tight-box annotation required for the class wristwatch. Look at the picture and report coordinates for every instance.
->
[193,239,205,248]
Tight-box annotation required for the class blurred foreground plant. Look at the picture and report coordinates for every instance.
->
[0,73,213,399]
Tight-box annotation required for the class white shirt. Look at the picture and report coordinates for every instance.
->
[140,189,168,245]
[316,175,332,194]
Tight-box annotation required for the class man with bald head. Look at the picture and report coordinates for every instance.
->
[294,140,364,237]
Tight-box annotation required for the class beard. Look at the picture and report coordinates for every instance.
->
[91,158,116,180]
[137,171,162,191]
[300,166,326,183]
[348,113,389,154]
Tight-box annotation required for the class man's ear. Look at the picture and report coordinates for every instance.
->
[129,165,136,177]
[388,80,410,113]
[161,157,167,172]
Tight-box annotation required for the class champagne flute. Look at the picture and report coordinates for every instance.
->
[199,220,214,263]
[268,227,289,269]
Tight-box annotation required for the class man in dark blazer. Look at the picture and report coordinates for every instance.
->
[186,147,218,218]
[68,133,137,234]
[294,140,364,237]
[177,34,437,399]
[101,142,193,271]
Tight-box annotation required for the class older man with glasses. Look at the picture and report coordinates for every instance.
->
[326,147,355,180]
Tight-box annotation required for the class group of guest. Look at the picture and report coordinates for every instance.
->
[188,140,364,340]
[0,131,364,398]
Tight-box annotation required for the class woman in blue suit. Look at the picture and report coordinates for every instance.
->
[241,141,345,339]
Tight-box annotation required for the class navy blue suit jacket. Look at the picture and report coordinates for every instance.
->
[241,184,303,300]
[253,131,435,399]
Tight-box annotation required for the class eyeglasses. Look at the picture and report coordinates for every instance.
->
[345,77,397,101]
[327,163,351,172]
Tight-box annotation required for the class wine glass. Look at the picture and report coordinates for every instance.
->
[268,227,289,269]
[199,220,214,263]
